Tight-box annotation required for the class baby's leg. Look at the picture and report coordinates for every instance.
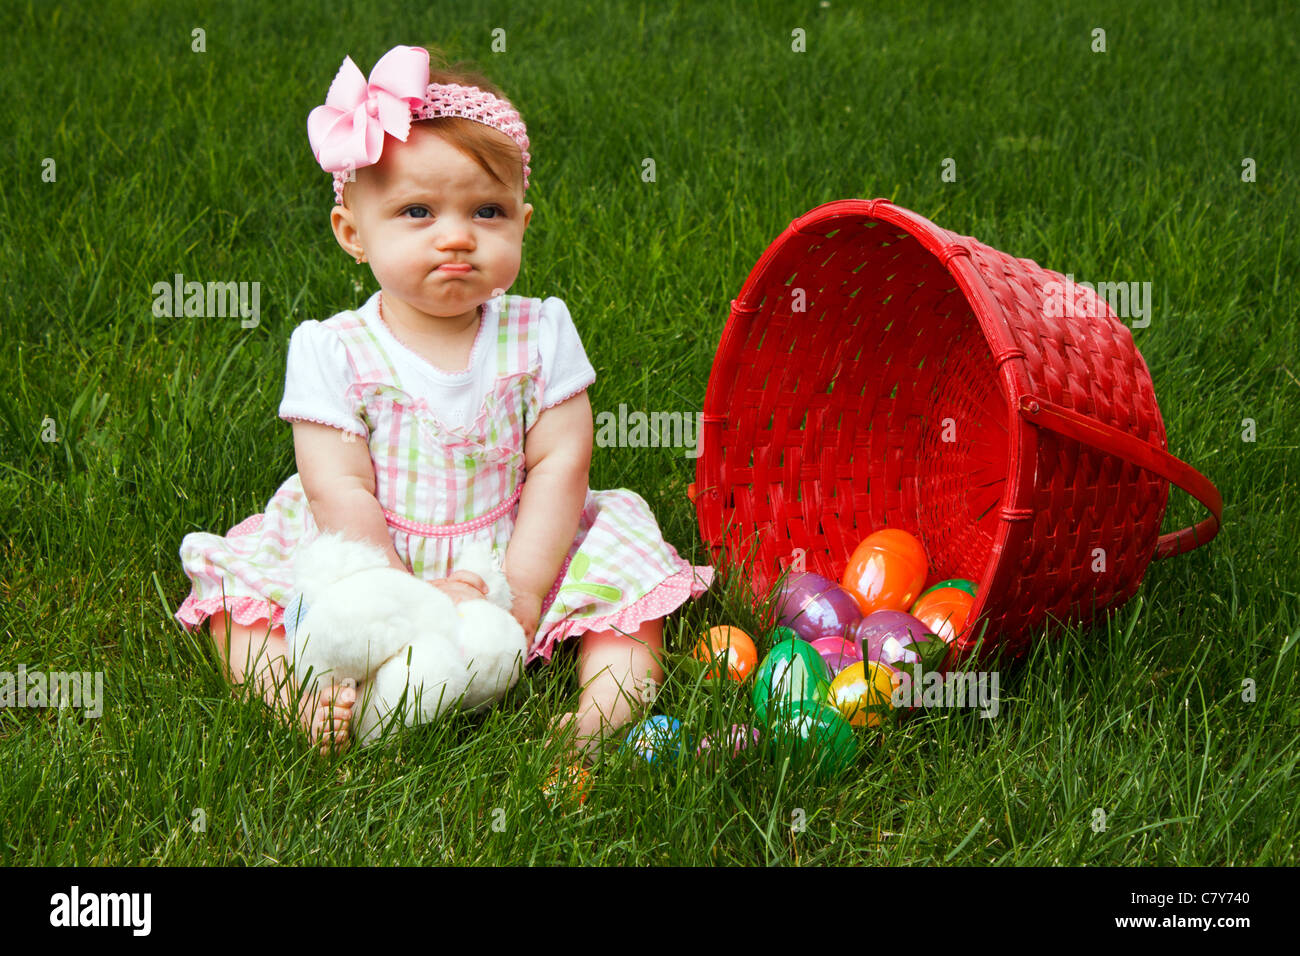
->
[207,611,356,755]
[550,617,665,763]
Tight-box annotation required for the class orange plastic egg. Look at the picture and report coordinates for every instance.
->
[841,529,929,616]
[910,588,975,644]
[542,762,591,806]
[693,626,758,681]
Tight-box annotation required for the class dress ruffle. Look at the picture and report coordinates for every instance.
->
[528,562,714,663]
[176,593,284,630]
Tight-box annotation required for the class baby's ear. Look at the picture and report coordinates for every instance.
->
[329,201,364,260]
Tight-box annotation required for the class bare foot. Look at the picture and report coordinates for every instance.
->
[207,613,360,757]
[545,711,604,766]
[299,678,357,756]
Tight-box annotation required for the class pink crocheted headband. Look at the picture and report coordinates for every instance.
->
[307,45,531,204]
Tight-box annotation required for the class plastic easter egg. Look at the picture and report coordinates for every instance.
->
[765,699,858,779]
[918,578,978,600]
[809,636,862,678]
[910,586,973,614]
[774,572,864,644]
[542,762,591,806]
[848,610,946,671]
[623,716,686,765]
[909,588,975,644]
[693,626,758,681]
[828,660,897,728]
[841,529,929,616]
[752,638,831,726]
[696,724,761,765]
[768,625,799,644]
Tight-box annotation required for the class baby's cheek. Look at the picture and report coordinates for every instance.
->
[499,248,523,283]
[378,246,423,287]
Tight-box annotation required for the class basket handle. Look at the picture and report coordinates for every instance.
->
[1018,395,1222,560]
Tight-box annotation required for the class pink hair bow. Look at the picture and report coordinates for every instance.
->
[307,45,431,173]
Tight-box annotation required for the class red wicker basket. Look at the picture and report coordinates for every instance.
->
[689,199,1222,665]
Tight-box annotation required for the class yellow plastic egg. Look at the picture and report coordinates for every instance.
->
[827,660,897,729]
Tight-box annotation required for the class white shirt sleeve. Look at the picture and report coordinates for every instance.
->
[538,296,596,409]
[277,321,368,438]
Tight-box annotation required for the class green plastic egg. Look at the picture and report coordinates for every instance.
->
[918,578,978,600]
[768,625,799,644]
[752,637,831,726]
[766,699,859,780]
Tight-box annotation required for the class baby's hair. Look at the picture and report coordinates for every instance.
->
[341,45,526,207]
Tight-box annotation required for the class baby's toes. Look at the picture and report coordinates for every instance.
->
[312,702,354,755]
[544,712,577,749]
[545,712,599,765]
[310,683,356,755]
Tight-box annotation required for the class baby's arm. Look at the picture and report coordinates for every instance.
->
[293,421,410,573]
[505,390,594,636]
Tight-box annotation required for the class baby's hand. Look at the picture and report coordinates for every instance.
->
[430,571,488,604]
[510,590,543,644]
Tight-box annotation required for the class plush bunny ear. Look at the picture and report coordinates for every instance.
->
[454,540,513,611]
[293,531,391,606]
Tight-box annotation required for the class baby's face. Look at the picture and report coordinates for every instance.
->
[332,124,532,322]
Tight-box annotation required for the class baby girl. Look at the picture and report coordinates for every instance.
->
[175,44,714,758]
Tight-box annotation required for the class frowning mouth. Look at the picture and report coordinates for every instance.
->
[437,263,473,273]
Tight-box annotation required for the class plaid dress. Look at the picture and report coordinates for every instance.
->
[175,293,714,664]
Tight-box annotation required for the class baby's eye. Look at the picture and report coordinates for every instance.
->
[402,206,430,219]
[477,205,504,219]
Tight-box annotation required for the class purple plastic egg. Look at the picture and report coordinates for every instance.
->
[848,610,939,668]
[775,572,864,645]
[809,636,863,678]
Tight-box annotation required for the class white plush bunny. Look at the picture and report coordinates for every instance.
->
[287,531,528,746]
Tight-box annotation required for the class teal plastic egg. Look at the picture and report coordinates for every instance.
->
[622,715,686,765]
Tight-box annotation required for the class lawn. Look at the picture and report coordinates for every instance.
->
[0,0,1296,865]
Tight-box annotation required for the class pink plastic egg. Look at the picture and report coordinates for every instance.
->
[696,724,761,764]
[809,636,863,679]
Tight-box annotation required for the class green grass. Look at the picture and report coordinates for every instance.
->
[1,0,1297,865]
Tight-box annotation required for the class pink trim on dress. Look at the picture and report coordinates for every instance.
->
[540,376,595,411]
[527,563,715,664]
[372,292,489,380]
[383,485,523,537]
[227,514,265,538]
[175,593,285,631]
[541,553,575,612]
[280,412,369,440]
